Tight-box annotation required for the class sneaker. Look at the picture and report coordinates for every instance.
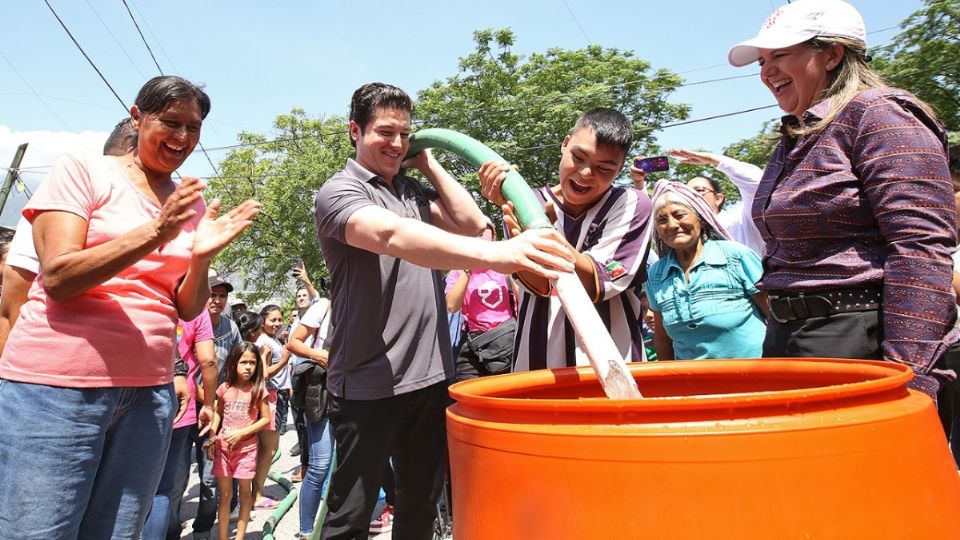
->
[289,443,301,457]
[369,504,394,534]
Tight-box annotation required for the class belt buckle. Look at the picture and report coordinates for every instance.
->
[768,296,792,324]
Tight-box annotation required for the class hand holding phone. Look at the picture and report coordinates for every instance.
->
[633,156,670,173]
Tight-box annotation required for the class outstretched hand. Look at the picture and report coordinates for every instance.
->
[192,199,262,261]
[668,149,720,167]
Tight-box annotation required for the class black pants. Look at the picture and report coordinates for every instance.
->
[765,309,942,397]
[293,405,310,468]
[321,382,447,540]
[763,310,882,360]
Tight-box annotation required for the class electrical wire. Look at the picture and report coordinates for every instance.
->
[42,0,127,110]
[84,0,147,79]
[560,0,592,45]
[121,0,163,73]
[0,50,73,130]
[122,0,222,179]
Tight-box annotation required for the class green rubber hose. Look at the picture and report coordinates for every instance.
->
[261,448,298,540]
[406,128,552,231]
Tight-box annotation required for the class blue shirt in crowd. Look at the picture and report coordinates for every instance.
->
[647,239,765,360]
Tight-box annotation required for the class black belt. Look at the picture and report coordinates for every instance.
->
[767,288,882,324]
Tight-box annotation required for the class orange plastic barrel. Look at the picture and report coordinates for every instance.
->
[446,358,960,539]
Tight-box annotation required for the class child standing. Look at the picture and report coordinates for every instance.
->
[206,342,271,540]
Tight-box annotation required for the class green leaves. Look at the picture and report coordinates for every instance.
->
[207,27,693,301]
[872,0,960,132]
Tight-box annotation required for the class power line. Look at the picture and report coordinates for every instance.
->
[200,72,762,153]
[560,0,591,45]
[126,0,179,72]
[121,0,222,180]
[42,0,127,110]
[121,0,163,73]
[0,51,73,130]
[83,0,147,79]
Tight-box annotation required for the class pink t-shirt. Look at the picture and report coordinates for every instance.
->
[0,152,204,387]
[216,383,260,452]
[174,311,215,429]
[444,270,514,333]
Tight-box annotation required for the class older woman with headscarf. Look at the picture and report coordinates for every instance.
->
[646,181,768,360]
[728,0,957,395]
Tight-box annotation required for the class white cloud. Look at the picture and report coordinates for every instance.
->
[0,125,109,228]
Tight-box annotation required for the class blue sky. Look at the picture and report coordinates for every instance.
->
[0,0,920,226]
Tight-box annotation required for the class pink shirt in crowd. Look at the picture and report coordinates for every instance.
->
[0,152,205,387]
[216,383,261,452]
[444,270,513,333]
[174,311,214,430]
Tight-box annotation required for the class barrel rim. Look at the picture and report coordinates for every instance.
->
[448,358,914,413]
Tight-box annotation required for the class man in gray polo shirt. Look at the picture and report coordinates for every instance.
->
[313,82,574,539]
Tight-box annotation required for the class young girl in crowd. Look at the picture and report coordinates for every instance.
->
[206,341,271,540]
[253,304,292,508]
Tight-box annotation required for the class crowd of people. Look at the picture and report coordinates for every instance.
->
[0,0,959,538]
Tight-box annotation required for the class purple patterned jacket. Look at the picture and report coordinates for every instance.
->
[752,88,957,372]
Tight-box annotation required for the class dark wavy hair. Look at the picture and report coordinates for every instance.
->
[134,75,211,119]
[223,341,266,412]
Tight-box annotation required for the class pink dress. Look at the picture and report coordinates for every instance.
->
[213,383,260,479]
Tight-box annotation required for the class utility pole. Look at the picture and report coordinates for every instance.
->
[0,143,28,220]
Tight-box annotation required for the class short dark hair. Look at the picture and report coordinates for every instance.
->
[103,118,135,156]
[949,145,960,175]
[348,83,413,147]
[570,108,633,158]
[135,75,211,120]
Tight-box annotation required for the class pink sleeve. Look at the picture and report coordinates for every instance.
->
[23,153,99,223]
[194,310,214,342]
[216,383,227,401]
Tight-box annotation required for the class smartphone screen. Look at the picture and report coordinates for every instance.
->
[634,156,669,173]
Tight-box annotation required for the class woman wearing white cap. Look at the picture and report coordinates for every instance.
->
[729,0,956,395]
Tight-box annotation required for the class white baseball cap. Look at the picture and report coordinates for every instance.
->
[728,0,866,67]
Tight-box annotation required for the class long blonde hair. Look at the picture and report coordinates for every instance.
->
[789,36,936,137]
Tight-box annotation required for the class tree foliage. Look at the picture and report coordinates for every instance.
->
[208,29,693,299]
[206,109,352,303]
[416,28,690,216]
[872,0,960,132]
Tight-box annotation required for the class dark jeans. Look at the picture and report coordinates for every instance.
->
[321,382,448,540]
[142,425,193,540]
[276,388,291,431]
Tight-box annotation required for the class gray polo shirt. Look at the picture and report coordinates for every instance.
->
[313,158,453,400]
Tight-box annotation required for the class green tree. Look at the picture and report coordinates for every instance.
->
[209,29,693,298]
[872,0,960,132]
[207,109,352,304]
[416,28,690,217]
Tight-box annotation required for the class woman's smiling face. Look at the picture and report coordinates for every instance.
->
[758,42,834,117]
